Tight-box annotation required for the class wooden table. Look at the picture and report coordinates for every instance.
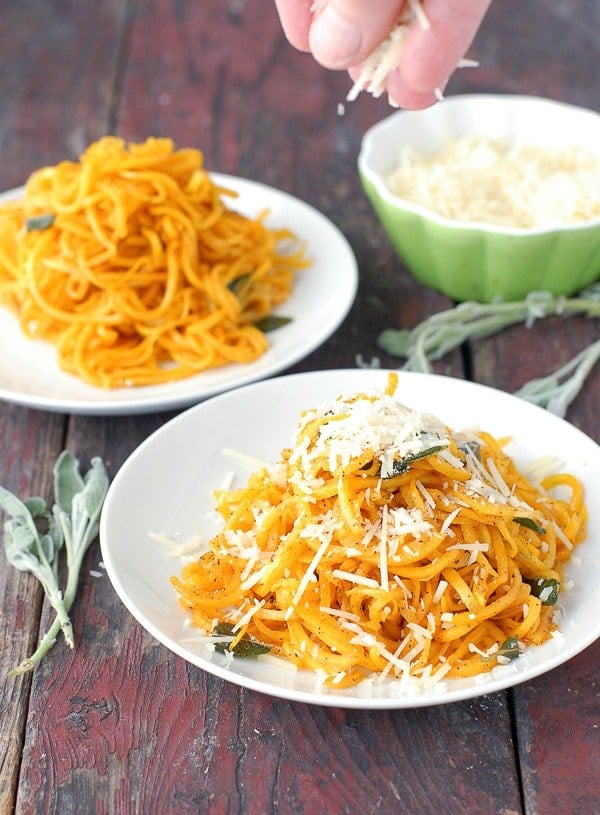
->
[1,2,598,813]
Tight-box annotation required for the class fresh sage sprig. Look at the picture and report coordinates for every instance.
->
[378,284,600,371]
[1,489,74,647]
[515,338,600,418]
[377,282,600,415]
[2,451,109,676]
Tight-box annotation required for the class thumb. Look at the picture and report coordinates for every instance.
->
[309,0,406,69]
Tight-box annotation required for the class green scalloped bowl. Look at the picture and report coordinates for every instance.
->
[358,95,600,302]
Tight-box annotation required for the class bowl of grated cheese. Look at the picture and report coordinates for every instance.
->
[358,94,600,302]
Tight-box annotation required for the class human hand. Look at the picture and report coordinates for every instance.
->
[273,0,493,109]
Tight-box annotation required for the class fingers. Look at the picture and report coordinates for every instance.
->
[386,0,493,108]
[273,0,314,51]
[309,0,406,69]
[273,0,492,111]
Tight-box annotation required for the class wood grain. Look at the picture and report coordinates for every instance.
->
[0,1,131,811]
[0,406,65,814]
[0,0,598,812]
[465,4,600,813]
[0,0,129,186]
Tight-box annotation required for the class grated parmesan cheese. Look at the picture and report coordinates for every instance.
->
[347,6,418,103]
[171,376,585,696]
[149,531,207,559]
[431,579,448,604]
[310,0,478,104]
[289,388,450,482]
[387,136,600,228]
[332,569,380,589]
[232,598,266,632]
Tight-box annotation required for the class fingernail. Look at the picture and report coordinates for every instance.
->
[310,6,362,68]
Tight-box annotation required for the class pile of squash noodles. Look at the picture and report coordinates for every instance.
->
[0,136,308,388]
[172,373,587,690]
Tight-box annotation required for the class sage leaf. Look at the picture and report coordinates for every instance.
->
[0,485,38,525]
[458,440,481,460]
[227,274,250,295]
[514,517,546,535]
[4,521,38,571]
[384,445,444,477]
[377,282,600,417]
[1,484,72,648]
[483,635,521,663]
[54,450,85,514]
[526,577,560,605]
[25,213,55,231]
[254,315,292,332]
[497,635,520,661]
[213,622,271,657]
[515,338,600,418]
[24,496,48,519]
[4,452,109,675]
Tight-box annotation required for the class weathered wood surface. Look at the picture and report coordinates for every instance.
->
[0,1,598,813]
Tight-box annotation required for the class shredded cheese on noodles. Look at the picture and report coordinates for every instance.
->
[171,373,587,690]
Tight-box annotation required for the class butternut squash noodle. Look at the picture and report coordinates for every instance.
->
[0,137,308,388]
[171,374,587,691]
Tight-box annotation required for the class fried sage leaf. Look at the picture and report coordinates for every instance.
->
[26,213,55,231]
[496,635,521,661]
[227,274,250,295]
[254,315,292,332]
[384,445,445,477]
[483,635,521,663]
[213,622,271,657]
[514,516,546,535]
[526,577,560,606]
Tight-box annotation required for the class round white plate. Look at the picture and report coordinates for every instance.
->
[0,177,357,415]
[100,369,600,709]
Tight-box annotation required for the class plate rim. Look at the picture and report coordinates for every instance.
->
[0,175,358,415]
[99,368,600,709]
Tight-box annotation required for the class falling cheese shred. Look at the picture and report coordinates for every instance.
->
[171,373,587,692]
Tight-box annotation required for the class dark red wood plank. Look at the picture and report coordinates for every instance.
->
[459,0,600,110]
[0,1,135,812]
[513,640,600,815]
[466,3,600,812]
[228,692,521,815]
[14,413,172,814]
[2,0,598,813]
[474,312,600,815]
[0,407,65,814]
[0,0,129,186]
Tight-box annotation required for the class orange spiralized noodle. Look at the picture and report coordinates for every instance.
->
[171,374,587,690]
[0,136,309,387]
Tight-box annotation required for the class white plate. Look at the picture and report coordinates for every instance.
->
[0,177,357,415]
[100,369,600,709]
